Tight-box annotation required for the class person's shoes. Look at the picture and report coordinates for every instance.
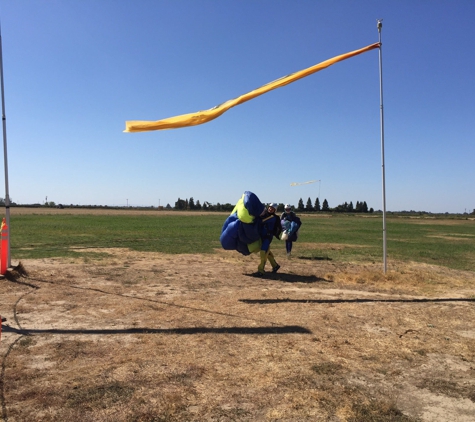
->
[287,252,291,258]
[272,264,281,273]
[253,271,265,278]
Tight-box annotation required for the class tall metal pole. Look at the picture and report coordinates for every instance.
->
[0,19,11,268]
[377,19,387,273]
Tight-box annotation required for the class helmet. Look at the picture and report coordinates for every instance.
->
[284,204,291,211]
[268,203,277,209]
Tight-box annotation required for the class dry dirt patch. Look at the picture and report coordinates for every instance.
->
[1,248,474,421]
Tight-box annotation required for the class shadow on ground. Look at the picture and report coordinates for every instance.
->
[245,272,331,283]
[2,324,312,336]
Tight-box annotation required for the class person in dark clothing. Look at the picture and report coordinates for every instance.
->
[256,203,282,276]
[280,204,302,257]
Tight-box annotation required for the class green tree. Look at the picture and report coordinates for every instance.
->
[314,197,321,211]
[306,197,313,212]
[175,198,186,210]
[189,197,195,210]
[298,198,304,212]
[355,201,369,213]
[322,199,329,211]
[195,200,202,210]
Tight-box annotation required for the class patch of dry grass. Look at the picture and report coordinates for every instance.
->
[1,249,474,421]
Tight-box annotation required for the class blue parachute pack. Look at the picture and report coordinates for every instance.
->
[220,191,266,256]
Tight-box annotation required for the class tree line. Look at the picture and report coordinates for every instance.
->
[4,197,474,215]
[298,197,374,213]
[174,197,375,213]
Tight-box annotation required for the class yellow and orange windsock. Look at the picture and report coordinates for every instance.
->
[125,42,380,133]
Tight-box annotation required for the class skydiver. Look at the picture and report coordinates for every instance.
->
[255,203,282,277]
[280,204,302,258]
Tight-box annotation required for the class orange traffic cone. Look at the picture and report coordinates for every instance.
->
[1,218,8,275]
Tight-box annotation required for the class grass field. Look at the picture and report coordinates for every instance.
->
[1,208,475,421]
[10,210,475,271]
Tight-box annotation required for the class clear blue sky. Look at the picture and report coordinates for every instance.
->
[1,0,474,213]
